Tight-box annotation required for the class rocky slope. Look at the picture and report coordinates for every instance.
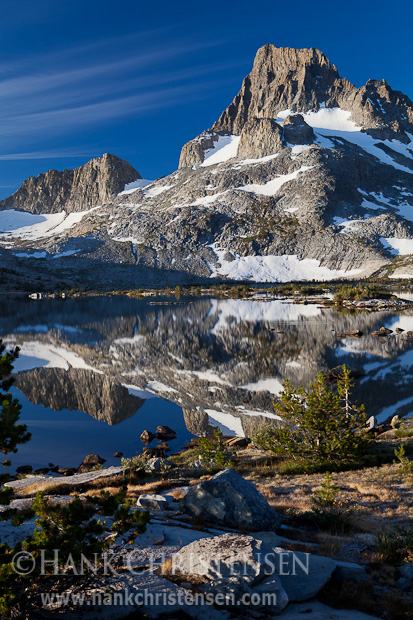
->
[1,45,413,287]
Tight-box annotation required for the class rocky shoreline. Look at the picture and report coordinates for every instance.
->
[3,433,413,620]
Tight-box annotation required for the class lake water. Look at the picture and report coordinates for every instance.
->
[2,293,413,471]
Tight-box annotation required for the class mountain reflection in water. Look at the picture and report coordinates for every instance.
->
[2,294,413,468]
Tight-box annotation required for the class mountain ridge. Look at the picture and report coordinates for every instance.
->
[1,44,413,288]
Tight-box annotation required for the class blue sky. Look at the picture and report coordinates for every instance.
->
[0,0,412,199]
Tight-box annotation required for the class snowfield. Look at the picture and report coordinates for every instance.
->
[0,207,101,241]
[207,245,363,282]
[239,166,313,196]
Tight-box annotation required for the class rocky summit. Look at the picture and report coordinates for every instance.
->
[2,44,413,288]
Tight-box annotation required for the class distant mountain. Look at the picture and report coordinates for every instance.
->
[0,153,140,214]
[1,45,413,288]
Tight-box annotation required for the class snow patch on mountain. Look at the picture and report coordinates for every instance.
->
[200,135,240,167]
[118,179,153,195]
[241,377,284,395]
[239,166,313,196]
[144,184,174,198]
[0,207,101,241]
[381,237,413,255]
[4,341,99,373]
[207,245,363,282]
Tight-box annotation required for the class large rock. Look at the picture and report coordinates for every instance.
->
[0,153,141,214]
[200,574,288,614]
[254,532,336,600]
[272,546,336,602]
[172,533,277,584]
[237,117,284,159]
[179,468,280,530]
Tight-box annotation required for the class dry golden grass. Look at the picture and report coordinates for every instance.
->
[15,473,127,497]
[251,463,413,531]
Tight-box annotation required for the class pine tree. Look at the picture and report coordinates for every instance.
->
[0,340,31,505]
[254,366,369,465]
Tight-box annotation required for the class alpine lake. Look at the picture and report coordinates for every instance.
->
[2,290,413,472]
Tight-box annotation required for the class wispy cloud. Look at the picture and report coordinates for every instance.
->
[0,149,99,161]
[0,33,243,153]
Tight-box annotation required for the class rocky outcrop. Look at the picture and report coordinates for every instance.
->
[15,367,145,424]
[179,468,280,530]
[178,132,224,169]
[0,153,141,214]
[237,117,285,159]
[282,114,315,145]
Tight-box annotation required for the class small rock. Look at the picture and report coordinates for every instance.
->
[252,573,289,613]
[199,576,252,610]
[58,467,77,476]
[376,429,397,439]
[396,577,411,591]
[400,563,413,580]
[144,457,172,473]
[113,452,123,458]
[180,582,192,590]
[140,430,156,444]
[156,425,177,441]
[334,560,369,584]
[380,327,393,334]
[77,454,106,474]
[272,547,336,602]
[156,442,171,452]
[33,468,50,475]
[224,437,250,448]
[143,446,167,458]
[366,416,377,431]
[82,454,106,466]
[16,465,33,475]
[391,415,400,428]
[172,533,277,583]
[137,494,174,511]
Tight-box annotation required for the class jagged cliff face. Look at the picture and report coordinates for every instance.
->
[1,44,413,286]
[0,153,141,214]
[179,44,413,168]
